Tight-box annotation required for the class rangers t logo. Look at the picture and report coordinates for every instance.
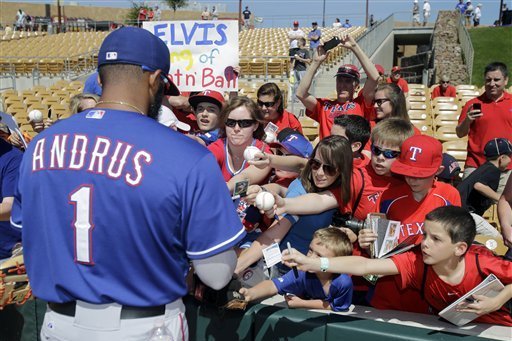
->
[409,146,422,161]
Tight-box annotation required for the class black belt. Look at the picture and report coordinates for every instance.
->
[48,302,165,319]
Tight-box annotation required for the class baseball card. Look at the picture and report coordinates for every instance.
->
[262,242,282,268]
[232,179,249,199]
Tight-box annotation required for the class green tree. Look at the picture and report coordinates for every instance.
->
[163,0,188,17]
[126,1,150,24]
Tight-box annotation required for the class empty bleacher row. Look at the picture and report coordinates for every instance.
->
[1,80,83,136]
[0,31,107,76]
[0,30,47,41]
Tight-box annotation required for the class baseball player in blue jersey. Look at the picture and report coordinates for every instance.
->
[10,27,245,341]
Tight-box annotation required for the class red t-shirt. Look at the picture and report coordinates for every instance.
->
[207,138,271,182]
[272,110,303,134]
[138,8,147,20]
[386,77,409,93]
[392,248,512,326]
[306,96,372,139]
[378,180,461,240]
[458,92,512,169]
[371,180,462,312]
[431,85,457,99]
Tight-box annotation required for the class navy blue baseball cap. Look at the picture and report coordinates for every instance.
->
[98,27,179,96]
[484,138,512,158]
[437,153,460,181]
[270,128,313,158]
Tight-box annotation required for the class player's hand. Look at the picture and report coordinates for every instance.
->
[456,294,502,316]
[261,192,285,216]
[282,247,315,272]
[285,294,304,308]
[244,185,262,205]
[248,152,270,169]
[239,287,253,302]
[30,120,45,133]
[358,229,377,250]
[339,34,357,49]
[338,227,358,244]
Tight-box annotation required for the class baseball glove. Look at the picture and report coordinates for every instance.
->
[0,253,33,309]
[192,275,248,311]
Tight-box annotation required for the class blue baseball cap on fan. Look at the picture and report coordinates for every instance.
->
[98,27,179,96]
[270,128,313,158]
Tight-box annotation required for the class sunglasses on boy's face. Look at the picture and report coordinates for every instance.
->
[308,158,338,176]
[257,100,276,108]
[225,118,256,128]
[371,145,400,159]
[442,81,450,84]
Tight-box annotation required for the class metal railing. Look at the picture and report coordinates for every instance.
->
[457,19,474,83]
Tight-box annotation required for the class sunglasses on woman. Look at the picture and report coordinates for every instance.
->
[371,145,400,159]
[225,119,256,128]
[308,158,338,176]
[373,98,390,107]
[257,100,276,108]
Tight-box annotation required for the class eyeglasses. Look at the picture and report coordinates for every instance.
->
[225,118,256,128]
[371,145,400,159]
[257,100,276,108]
[374,98,391,107]
[442,81,450,84]
[308,158,338,176]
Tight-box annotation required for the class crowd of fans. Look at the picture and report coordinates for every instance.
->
[0,9,510,340]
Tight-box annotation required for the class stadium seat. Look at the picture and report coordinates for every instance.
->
[431,96,455,108]
[442,140,467,164]
[433,126,462,142]
[474,235,508,257]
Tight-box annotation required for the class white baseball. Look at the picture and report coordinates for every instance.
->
[28,110,43,123]
[243,146,261,161]
[264,132,276,144]
[255,192,275,211]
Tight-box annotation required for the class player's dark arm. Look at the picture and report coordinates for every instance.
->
[0,197,14,221]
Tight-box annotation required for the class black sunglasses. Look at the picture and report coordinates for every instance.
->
[225,118,256,128]
[371,145,400,159]
[442,81,450,84]
[257,100,276,108]
[374,98,391,107]
[308,158,338,176]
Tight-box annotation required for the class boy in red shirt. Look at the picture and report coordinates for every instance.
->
[359,135,461,313]
[296,34,379,139]
[283,205,512,326]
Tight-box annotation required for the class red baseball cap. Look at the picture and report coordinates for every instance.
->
[391,66,401,73]
[334,64,360,80]
[188,90,225,110]
[391,135,443,178]
[375,64,385,76]
[293,21,299,26]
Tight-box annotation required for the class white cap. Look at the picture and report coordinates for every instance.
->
[158,105,191,132]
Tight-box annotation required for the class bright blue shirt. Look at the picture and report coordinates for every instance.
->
[83,72,102,96]
[278,179,336,272]
[0,139,22,259]
[11,108,245,305]
[307,28,322,49]
[272,269,353,312]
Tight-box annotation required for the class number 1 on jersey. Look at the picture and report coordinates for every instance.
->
[70,185,94,264]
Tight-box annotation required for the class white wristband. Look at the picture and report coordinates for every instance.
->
[320,257,329,272]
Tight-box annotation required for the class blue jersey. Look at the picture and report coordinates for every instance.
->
[272,270,353,312]
[0,139,22,259]
[11,109,245,306]
[278,179,336,272]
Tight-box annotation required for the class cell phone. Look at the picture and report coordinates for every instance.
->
[472,103,481,111]
[323,37,341,52]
